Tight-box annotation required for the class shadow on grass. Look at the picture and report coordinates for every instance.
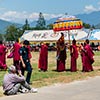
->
[52,69,71,72]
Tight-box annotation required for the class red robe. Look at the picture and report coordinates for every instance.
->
[79,45,86,71]
[0,44,7,69]
[83,44,94,72]
[56,43,66,72]
[38,44,48,71]
[57,48,66,72]
[13,42,21,71]
[27,45,32,60]
[2,45,7,64]
[70,44,78,72]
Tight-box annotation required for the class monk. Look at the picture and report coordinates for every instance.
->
[0,41,7,70]
[56,33,66,72]
[79,42,87,71]
[27,43,32,61]
[70,39,78,72]
[12,39,22,75]
[2,42,8,65]
[82,39,94,72]
[38,42,48,72]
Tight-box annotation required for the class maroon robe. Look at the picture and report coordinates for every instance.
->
[0,44,7,69]
[79,44,86,71]
[2,45,7,64]
[13,42,21,71]
[27,45,32,60]
[56,41,66,72]
[70,44,78,72]
[81,48,88,72]
[83,44,94,72]
[38,44,48,71]
[57,47,66,72]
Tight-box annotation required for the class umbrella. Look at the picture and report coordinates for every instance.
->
[53,14,83,44]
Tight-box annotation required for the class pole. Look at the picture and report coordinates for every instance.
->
[68,30,70,45]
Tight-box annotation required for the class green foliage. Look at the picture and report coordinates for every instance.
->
[5,24,24,41]
[0,34,3,41]
[91,25,95,29]
[35,12,46,30]
[83,22,91,29]
[5,25,18,41]
[4,19,32,41]
[47,24,53,29]
[22,19,30,32]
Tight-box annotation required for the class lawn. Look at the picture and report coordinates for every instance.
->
[0,50,100,88]
[30,51,100,87]
[0,50,100,96]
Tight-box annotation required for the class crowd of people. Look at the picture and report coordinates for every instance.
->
[56,33,94,72]
[0,33,95,95]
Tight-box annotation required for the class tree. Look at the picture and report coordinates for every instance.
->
[47,24,53,29]
[83,23,91,29]
[22,19,30,32]
[5,25,19,41]
[91,25,95,29]
[0,34,3,41]
[36,12,46,29]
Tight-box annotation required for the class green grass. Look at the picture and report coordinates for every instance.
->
[0,51,100,88]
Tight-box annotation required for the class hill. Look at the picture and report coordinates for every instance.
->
[30,11,100,28]
[0,19,22,34]
[95,23,100,28]
[76,11,100,26]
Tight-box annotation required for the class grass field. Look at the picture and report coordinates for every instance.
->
[0,50,100,88]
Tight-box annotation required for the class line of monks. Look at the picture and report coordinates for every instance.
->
[0,34,94,73]
[56,33,94,72]
[38,33,94,72]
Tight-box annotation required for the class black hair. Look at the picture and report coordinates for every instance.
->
[0,40,2,44]
[23,40,29,45]
[85,39,89,44]
[72,39,76,44]
[61,32,64,36]
[16,38,19,42]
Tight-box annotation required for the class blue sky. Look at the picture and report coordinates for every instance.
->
[0,0,100,24]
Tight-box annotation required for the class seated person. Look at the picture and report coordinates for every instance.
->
[2,65,37,95]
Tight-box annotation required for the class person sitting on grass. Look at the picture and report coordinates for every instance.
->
[2,65,37,96]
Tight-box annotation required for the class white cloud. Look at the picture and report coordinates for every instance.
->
[84,5,98,13]
[43,13,62,20]
[0,10,62,24]
[1,11,29,22]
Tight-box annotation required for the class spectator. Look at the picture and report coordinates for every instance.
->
[3,65,37,95]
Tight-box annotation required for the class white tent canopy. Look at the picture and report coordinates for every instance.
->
[20,29,88,42]
[87,29,100,40]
